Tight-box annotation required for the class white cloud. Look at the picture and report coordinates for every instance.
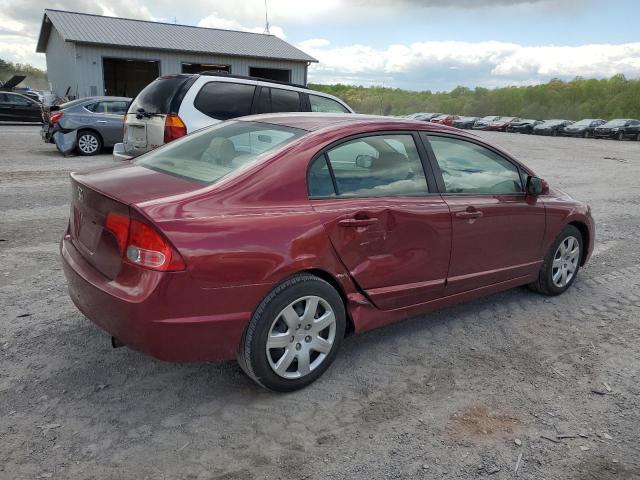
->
[197,12,286,39]
[301,39,640,89]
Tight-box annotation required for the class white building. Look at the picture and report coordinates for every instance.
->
[36,9,317,99]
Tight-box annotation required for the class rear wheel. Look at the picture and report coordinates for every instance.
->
[238,274,346,392]
[529,225,583,296]
[77,130,102,156]
[552,129,558,137]
[583,130,589,138]
[636,133,640,141]
[617,131,625,141]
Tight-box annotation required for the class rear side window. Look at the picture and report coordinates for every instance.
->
[309,94,350,113]
[426,135,522,194]
[129,76,191,114]
[195,82,256,120]
[308,134,429,198]
[89,101,129,114]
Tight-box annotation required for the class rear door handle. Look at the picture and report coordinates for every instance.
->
[455,210,483,219]
[95,120,107,123]
[338,217,379,227]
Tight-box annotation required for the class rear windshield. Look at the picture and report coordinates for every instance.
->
[136,121,306,184]
[129,76,191,114]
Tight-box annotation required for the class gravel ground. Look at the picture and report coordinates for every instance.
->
[1,125,639,480]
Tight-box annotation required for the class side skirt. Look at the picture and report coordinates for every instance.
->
[348,273,537,334]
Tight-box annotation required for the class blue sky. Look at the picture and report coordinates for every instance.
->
[1,0,639,91]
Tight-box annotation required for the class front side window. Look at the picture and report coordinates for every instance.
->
[7,94,32,106]
[308,94,350,113]
[137,121,304,184]
[425,135,522,194]
[308,134,429,198]
[194,82,256,120]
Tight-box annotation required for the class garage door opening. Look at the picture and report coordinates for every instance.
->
[103,58,160,97]
[182,63,230,74]
[249,67,291,83]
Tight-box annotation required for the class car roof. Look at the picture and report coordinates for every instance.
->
[237,112,474,135]
[79,96,132,102]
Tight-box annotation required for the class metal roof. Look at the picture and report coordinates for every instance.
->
[36,9,317,63]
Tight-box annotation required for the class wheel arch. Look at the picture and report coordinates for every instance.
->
[568,221,590,266]
[77,128,104,144]
[301,268,355,336]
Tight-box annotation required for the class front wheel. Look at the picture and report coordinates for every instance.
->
[529,225,583,296]
[583,131,589,138]
[617,131,625,141]
[238,274,346,392]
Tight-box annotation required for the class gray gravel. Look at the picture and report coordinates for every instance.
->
[1,126,640,479]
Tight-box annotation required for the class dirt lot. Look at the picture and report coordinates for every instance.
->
[1,125,639,480]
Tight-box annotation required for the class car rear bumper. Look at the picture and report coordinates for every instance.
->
[112,143,134,161]
[61,235,253,362]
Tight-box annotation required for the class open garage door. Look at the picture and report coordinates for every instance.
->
[249,67,291,83]
[103,58,160,97]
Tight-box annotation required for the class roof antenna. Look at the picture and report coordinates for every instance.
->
[263,0,271,34]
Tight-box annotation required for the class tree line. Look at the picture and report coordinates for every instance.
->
[0,58,49,90]
[310,75,640,120]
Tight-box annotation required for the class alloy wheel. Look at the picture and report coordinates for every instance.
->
[551,236,580,288]
[266,296,336,379]
[78,134,99,154]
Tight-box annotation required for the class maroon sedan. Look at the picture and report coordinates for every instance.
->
[61,113,594,391]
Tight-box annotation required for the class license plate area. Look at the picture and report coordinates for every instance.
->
[127,124,148,148]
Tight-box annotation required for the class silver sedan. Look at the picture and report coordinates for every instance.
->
[42,96,131,155]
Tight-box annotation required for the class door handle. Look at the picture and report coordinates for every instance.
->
[338,217,379,227]
[95,120,107,123]
[455,210,483,219]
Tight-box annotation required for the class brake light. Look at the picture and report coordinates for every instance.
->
[163,114,187,143]
[50,111,63,124]
[123,113,128,139]
[104,212,185,272]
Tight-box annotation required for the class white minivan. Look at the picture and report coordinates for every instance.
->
[113,73,354,160]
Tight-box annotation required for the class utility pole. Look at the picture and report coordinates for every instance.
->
[263,0,271,34]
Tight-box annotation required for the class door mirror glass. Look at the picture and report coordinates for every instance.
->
[355,154,374,169]
[526,175,543,195]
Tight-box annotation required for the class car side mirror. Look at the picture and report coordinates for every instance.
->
[526,175,544,195]
[355,154,375,169]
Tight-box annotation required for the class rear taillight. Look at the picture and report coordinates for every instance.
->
[123,113,128,139]
[50,111,63,124]
[104,212,185,272]
[163,114,187,143]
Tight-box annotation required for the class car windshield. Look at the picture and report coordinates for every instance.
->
[542,120,563,126]
[573,119,594,126]
[482,116,499,121]
[136,121,305,184]
[603,119,627,127]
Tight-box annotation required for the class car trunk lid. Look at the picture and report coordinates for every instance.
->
[69,164,203,278]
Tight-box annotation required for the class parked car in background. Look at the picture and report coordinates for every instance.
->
[486,117,520,132]
[431,114,460,126]
[533,119,574,136]
[593,119,640,141]
[113,73,353,161]
[62,113,594,391]
[506,119,542,134]
[562,119,606,138]
[451,116,479,129]
[0,92,42,122]
[472,116,501,130]
[42,96,131,155]
[405,112,443,121]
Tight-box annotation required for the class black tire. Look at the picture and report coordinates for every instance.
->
[583,131,589,138]
[617,131,625,141]
[529,225,583,296]
[636,133,640,141]
[552,129,558,137]
[238,274,346,392]
[76,130,102,156]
